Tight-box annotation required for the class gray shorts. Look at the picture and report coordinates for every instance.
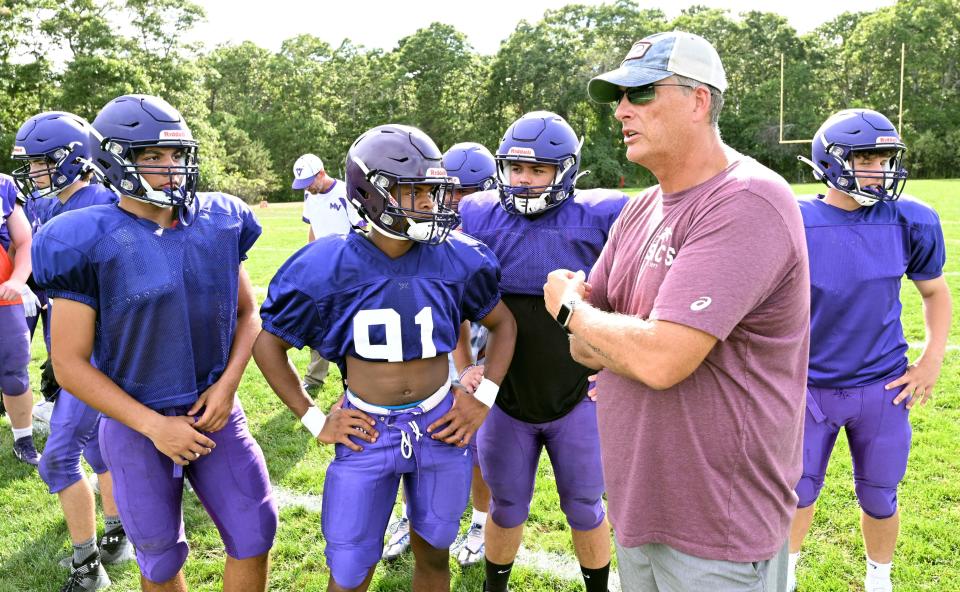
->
[616,539,789,592]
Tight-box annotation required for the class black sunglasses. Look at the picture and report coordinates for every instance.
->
[614,83,695,105]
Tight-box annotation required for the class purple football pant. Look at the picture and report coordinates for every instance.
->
[322,389,472,589]
[38,389,107,493]
[478,398,605,530]
[796,382,911,519]
[0,304,30,395]
[99,402,277,584]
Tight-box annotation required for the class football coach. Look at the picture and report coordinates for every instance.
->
[543,31,809,591]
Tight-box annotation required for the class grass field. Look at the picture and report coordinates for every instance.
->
[0,180,957,591]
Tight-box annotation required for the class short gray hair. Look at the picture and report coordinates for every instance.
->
[672,74,724,128]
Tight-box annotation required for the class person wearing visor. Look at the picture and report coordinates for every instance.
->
[543,31,809,591]
[457,112,628,592]
[255,124,516,592]
[788,109,950,592]
[32,94,277,591]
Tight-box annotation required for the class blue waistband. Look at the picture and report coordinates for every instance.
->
[379,399,425,410]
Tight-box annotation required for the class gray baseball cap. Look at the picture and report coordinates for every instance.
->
[588,31,727,103]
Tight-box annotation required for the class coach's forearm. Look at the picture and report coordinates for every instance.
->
[567,303,714,390]
[252,331,315,418]
[569,335,604,370]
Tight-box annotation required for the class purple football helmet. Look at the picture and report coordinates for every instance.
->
[443,142,496,211]
[345,124,459,245]
[11,111,99,200]
[92,94,199,208]
[496,111,583,216]
[799,108,907,206]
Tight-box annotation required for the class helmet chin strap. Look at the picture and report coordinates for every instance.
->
[131,173,175,209]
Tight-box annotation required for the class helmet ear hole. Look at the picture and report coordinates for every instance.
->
[819,160,831,170]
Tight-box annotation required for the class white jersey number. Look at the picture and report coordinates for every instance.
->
[353,307,436,362]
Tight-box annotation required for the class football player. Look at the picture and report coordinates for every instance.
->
[12,110,136,591]
[380,141,498,565]
[788,109,951,592]
[0,172,41,465]
[254,123,517,592]
[457,111,629,592]
[32,95,277,592]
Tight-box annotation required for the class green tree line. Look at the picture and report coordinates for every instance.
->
[2,0,958,201]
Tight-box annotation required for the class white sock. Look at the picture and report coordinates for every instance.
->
[866,557,892,582]
[472,509,487,527]
[787,552,800,590]
[12,426,33,440]
[401,502,408,519]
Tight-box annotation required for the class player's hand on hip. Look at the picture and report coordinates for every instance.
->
[188,382,236,432]
[886,356,943,409]
[147,415,217,466]
[427,386,489,447]
[319,408,378,452]
[587,374,599,401]
[543,269,587,318]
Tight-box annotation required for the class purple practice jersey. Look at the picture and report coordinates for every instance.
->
[459,188,629,295]
[23,196,55,236]
[37,182,119,225]
[0,174,16,250]
[800,195,946,386]
[31,193,261,410]
[260,231,501,372]
[458,188,629,422]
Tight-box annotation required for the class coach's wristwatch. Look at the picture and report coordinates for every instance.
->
[555,294,580,334]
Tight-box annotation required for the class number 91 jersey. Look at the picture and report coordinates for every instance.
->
[260,231,501,366]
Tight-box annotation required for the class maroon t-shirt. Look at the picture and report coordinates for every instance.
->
[588,155,809,562]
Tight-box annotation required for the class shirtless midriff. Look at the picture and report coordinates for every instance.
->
[345,354,450,407]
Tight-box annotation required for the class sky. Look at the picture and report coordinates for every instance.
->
[185,0,897,55]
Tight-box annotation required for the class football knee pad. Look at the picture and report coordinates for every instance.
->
[0,367,29,397]
[137,540,189,584]
[795,474,825,509]
[559,493,606,531]
[855,481,898,519]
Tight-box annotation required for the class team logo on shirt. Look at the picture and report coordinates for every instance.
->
[644,226,676,268]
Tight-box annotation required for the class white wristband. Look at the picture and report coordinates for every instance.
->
[300,406,326,438]
[473,378,499,408]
